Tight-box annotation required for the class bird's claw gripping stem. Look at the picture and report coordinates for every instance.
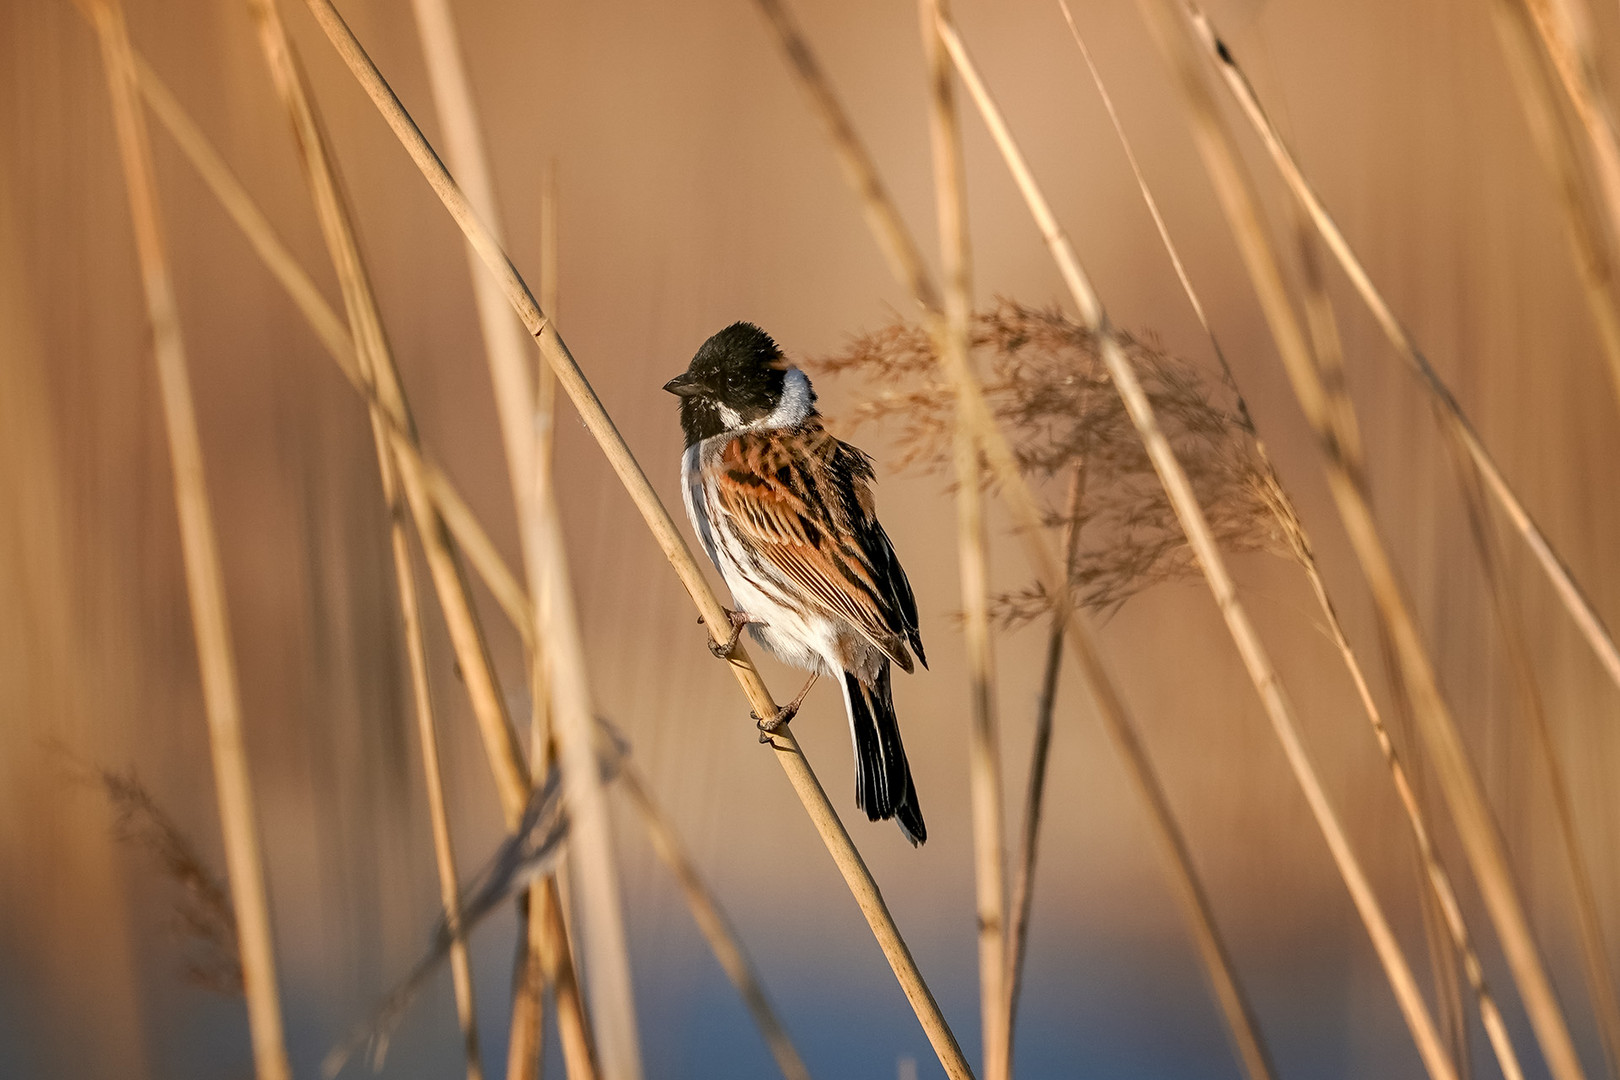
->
[705,608,755,660]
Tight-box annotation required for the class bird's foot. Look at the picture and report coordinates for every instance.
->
[753,672,819,744]
[704,608,756,660]
[753,704,799,743]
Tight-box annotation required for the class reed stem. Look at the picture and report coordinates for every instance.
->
[1003,463,1085,1053]
[90,4,291,1077]
[919,3,1007,1077]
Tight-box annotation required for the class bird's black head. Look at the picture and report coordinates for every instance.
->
[664,322,814,447]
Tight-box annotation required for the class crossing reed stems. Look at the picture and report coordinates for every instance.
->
[296,2,973,1074]
[1133,5,1589,1078]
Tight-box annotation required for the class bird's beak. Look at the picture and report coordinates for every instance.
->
[663,372,706,398]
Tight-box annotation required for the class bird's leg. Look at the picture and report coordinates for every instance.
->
[754,671,819,743]
[703,608,758,659]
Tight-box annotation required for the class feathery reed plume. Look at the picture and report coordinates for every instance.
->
[66,757,243,996]
[1174,0,1620,710]
[406,0,625,1073]
[935,11,1469,1078]
[816,302,1291,619]
[1133,5,1588,1079]
[296,3,972,1074]
[918,4,1007,1078]
[88,5,292,1077]
[751,3,1267,1077]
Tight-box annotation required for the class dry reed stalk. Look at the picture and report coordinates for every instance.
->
[1133,6,1589,1079]
[88,4,291,1078]
[385,438,484,1080]
[1002,463,1084,1052]
[935,14,1459,1080]
[1512,0,1620,411]
[919,3,1007,1078]
[749,3,1269,1078]
[297,3,972,1074]
[405,1,630,1073]
[1455,452,1620,1080]
[243,0,532,824]
[1489,0,1620,413]
[1175,0,1620,710]
[610,746,814,1080]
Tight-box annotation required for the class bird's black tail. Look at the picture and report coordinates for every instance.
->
[841,666,926,846]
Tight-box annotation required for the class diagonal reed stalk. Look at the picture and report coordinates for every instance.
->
[1133,5,1589,1079]
[113,47,805,1076]
[295,2,973,1075]
[1056,12,1528,1073]
[1002,463,1084,1056]
[1175,0,1620,710]
[935,12,1459,1080]
[919,4,1007,1078]
[404,1,632,1074]
[748,3,1271,1078]
[88,3,292,1078]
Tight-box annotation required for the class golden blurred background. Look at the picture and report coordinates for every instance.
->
[2,0,1618,1077]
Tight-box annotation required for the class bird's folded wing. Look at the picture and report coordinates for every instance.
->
[713,425,911,667]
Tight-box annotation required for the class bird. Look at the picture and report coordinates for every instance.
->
[665,321,929,845]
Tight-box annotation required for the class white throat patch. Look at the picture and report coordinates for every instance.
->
[749,367,814,430]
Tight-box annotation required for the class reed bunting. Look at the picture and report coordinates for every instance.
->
[665,322,928,845]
